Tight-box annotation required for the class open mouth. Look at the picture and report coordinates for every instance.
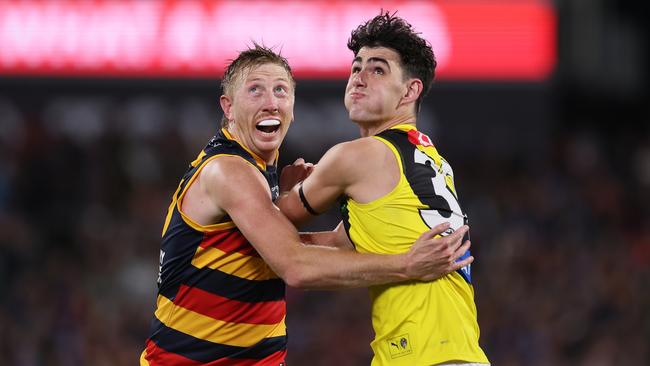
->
[256,119,281,134]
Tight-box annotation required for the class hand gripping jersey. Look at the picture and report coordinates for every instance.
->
[340,125,489,365]
[140,129,287,366]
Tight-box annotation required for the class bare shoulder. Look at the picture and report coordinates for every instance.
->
[201,155,259,182]
[322,137,388,171]
[330,136,386,157]
[328,136,400,203]
[308,137,394,198]
[200,155,271,207]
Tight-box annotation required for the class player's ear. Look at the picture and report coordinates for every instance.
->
[402,79,423,104]
[220,95,233,121]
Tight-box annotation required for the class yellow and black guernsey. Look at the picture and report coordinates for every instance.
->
[140,129,287,366]
[341,124,489,365]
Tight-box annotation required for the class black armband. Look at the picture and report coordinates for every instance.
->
[298,183,319,215]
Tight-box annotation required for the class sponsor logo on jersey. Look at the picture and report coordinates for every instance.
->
[387,334,412,358]
[407,129,434,147]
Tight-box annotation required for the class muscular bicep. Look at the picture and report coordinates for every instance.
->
[276,142,364,225]
[302,143,359,211]
[204,157,301,277]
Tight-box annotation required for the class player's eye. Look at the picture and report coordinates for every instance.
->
[373,67,384,75]
[274,85,286,94]
[351,65,361,73]
[249,85,259,93]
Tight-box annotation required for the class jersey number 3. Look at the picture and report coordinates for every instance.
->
[413,148,472,282]
[413,148,465,230]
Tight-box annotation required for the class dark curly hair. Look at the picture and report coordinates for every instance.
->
[348,11,436,113]
[221,43,295,127]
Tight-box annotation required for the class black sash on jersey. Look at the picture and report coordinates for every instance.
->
[374,128,472,284]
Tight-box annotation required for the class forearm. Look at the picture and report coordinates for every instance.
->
[240,213,408,289]
[275,189,312,227]
[282,245,409,290]
[232,191,410,290]
[280,223,473,289]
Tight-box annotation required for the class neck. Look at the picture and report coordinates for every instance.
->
[225,126,276,166]
[356,115,417,137]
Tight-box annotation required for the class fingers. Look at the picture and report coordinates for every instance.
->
[292,159,315,173]
[444,230,467,256]
[280,158,315,193]
[449,225,469,241]
[441,225,468,250]
[293,158,313,166]
[449,239,472,272]
[418,222,451,240]
[422,223,468,242]
[282,159,314,177]
[451,255,474,272]
[452,240,471,261]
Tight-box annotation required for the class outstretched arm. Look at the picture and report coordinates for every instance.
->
[201,156,471,289]
[301,221,474,280]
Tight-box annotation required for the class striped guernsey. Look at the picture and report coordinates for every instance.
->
[140,128,287,366]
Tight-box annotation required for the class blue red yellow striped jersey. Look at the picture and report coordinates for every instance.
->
[141,128,287,366]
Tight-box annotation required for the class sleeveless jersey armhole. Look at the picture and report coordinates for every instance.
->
[373,135,405,176]
[176,154,260,233]
[346,136,406,208]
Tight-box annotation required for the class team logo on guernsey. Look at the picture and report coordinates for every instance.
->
[207,135,221,147]
[407,129,434,147]
[387,334,412,358]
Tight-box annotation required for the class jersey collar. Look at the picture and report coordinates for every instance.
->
[221,128,277,170]
[388,123,418,133]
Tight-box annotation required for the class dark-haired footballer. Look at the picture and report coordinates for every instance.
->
[277,13,490,366]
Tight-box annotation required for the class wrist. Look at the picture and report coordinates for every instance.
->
[276,191,289,201]
[396,252,412,280]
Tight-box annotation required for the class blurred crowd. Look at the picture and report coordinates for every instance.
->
[0,88,647,365]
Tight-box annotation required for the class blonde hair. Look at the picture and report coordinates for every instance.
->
[220,43,295,127]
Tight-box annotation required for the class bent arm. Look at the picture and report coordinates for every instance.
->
[205,157,412,289]
[276,141,361,227]
[274,139,473,284]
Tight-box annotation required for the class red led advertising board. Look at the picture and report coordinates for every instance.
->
[0,0,555,80]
